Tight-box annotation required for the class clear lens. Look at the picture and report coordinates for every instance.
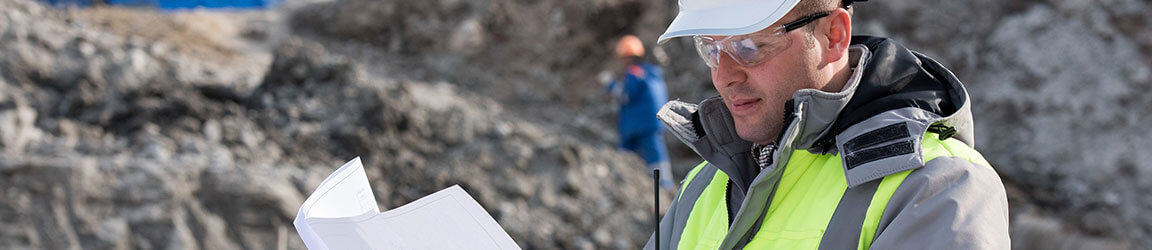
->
[693,36,720,68]
[729,34,791,67]
[689,12,827,69]
[692,29,793,69]
[732,38,761,65]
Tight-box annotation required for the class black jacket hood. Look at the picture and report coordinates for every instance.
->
[818,36,965,146]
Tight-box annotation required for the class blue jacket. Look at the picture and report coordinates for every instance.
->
[609,62,668,141]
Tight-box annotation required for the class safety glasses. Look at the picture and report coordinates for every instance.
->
[693,12,831,69]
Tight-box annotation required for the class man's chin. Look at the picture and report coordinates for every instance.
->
[733,120,779,144]
[734,127,767,144]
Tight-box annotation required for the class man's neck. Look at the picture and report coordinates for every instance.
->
[823,59,853,93]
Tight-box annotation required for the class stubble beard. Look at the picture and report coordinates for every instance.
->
[734,104,784,145]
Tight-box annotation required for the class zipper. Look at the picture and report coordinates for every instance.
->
[725,181,733,225]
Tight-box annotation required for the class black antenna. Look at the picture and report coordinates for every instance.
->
[654,168,660,250]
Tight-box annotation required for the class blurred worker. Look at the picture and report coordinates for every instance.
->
[646,0,1010,249]
[608,35,674,189]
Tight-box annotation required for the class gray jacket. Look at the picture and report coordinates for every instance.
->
[646,36,1010,249]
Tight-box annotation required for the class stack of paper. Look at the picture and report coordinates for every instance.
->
[294,157,520,249]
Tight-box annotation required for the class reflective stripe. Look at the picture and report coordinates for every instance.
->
[678,162,710,198]
[667,162,718,249]
[818,179,880,250]
[858,169,912,249]
[677,167,730,249]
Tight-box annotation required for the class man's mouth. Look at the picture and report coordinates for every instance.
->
[730,98,761,113]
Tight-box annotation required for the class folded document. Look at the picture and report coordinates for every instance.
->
[294,157,520,249]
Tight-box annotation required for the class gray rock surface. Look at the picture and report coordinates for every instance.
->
[4,0,1152,249]
[855,0,1152,248]
[0,0,667,249]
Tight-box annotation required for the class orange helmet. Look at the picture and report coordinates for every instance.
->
[615,35,645,58]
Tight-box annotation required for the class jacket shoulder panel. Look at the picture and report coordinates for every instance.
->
[870,156,1010,249]
[834,107,941,188]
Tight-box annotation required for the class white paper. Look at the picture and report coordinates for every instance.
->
[294,157,520,250]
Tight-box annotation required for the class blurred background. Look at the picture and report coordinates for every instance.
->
[0,0,1149,249]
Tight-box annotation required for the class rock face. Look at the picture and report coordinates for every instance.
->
[854,0,1152,248]
[0,0,666,249]
[4,0,1152,249]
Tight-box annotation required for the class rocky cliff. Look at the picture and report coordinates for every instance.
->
[2,0,1152,249]
[0,0,666,249]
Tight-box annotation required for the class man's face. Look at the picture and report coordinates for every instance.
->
[708,17,827,145]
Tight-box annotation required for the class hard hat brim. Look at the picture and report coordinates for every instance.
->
[657,0,801,44]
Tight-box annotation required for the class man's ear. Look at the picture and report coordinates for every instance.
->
[822,9,852,63]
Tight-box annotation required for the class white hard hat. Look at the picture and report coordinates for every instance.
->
[658,0,864,44]
[658,0,800,44]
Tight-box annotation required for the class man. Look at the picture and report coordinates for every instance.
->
[608,35,674,189]
[646,0,1010,249]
